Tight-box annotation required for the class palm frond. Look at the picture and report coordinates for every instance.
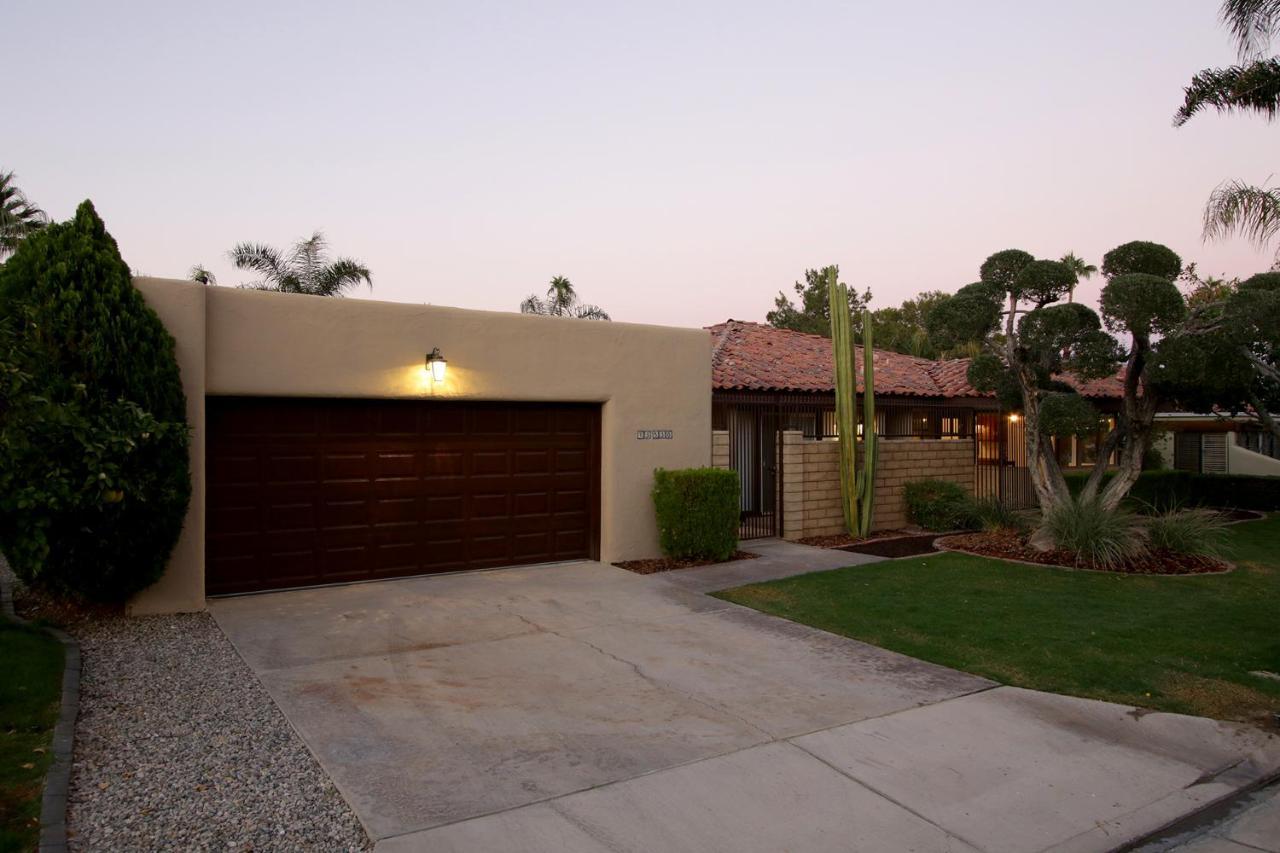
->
[312,258,372,297]
[1203,180,1280,254]
[1222,0,1280,58]
[573,304,611,321]
[228,242,288,284]
[520,295,546,314]
[0,169,49,258]
[1174,58,1280,125]
[289,232,328,289]
[188,264,217,286]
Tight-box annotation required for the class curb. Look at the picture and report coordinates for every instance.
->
[0,565,80,853]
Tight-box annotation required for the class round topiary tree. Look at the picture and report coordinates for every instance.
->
[0,200,191,601]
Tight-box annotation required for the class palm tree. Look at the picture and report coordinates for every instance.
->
[1058,252,1098,303]
[189,264,217,286]
[1178,2,1280,260]
[520,276,610,320]
[0,170,48,259]
[229,232,371,296]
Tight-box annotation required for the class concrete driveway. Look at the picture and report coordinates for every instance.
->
[211,542,1280,852]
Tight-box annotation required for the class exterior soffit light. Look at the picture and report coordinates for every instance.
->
[426,348,447,383]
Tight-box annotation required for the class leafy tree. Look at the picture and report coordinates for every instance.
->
[189,264,216,286]
[767,266,870,337]
[520,276,610,320]
[1058,252,1097,303]
[0,201,191,601]
[1177,1,1280,261]
[926,243,1187,515]
[866,291,982,359]
[1177,263,1237,307]
[230,231,372,296]
[0,170,48,259]
[1154,271,1280,443]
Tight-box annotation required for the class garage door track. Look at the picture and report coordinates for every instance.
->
[211,546,1280,852]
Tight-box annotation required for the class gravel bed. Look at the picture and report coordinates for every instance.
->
[62,610,370,851]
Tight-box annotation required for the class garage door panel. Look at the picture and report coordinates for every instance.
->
[513,492,550,515]
[322,452,372,482]
[206,398,599,595]
[266,453,319,485]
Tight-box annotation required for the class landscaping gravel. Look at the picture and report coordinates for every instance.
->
[63,607,370,851]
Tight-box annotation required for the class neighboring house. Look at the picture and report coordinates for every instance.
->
[706,321,1125,539]
[1152,412,1280,477]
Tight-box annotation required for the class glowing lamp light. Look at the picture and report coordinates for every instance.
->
[425,348,448,383]
[1008,413,1020,423]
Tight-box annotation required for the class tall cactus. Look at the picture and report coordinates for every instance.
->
[827,270,878,537]
[856,309,877,536]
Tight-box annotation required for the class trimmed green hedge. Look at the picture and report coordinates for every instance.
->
[1063,470,1280,511]
[652,468,740,560]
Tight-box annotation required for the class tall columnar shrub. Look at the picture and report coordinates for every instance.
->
[0,201,191,601]
[651,468,739,560]
[827,270,877,537]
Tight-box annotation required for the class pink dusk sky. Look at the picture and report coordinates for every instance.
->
[10,1,1277,328]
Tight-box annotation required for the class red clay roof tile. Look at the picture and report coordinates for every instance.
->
[706,320,1123,400]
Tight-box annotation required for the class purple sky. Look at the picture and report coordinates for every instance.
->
[10,1,1277,327]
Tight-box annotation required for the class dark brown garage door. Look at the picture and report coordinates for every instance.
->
[206,398,600,595]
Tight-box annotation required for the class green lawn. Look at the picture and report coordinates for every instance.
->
[715,514,1280,726]
[0,619,64,853]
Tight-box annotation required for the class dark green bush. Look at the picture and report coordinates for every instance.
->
[0,201,191,601]
[903,479,980,531]
[651,468,740,560]
[1064,469,1280,511]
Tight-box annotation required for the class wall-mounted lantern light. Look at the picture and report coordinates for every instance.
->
[1008,412,1020,423]
[425,348,447,383]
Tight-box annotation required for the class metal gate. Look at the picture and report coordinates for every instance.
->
[728,406,782,538]
[973,411,1035,508]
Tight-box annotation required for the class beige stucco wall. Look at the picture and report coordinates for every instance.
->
[1228,432,1280,476]
[131,278,711,613]
[780,433,975,539]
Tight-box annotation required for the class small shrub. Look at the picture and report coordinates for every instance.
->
[970,497,1032,534]
[1039,497,1148,568]
[1144,508,1229,557]
[904,479,979,531]
[651,467,739,560]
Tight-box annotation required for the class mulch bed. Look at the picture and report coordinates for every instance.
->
[936,531,1231,576]
[613,551,759,575]
[839,534,941,558]
[795,530,911,548]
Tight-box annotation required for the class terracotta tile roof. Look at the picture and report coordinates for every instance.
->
[707,320,1124,400]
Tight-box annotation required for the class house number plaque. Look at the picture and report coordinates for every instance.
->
[636,429,674,440]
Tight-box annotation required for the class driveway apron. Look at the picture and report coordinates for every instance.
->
[210,544,1280,852]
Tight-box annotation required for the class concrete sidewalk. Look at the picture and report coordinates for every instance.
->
[210,545,1280,852]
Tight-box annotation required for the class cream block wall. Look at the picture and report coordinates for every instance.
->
[780,433,976,539]
[131,279,711,614]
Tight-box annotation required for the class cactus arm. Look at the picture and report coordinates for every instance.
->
[827,270,858,535]
[858,308,877,537]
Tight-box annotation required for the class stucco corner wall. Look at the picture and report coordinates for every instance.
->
[130,278,208,614]
[126,279,710,612]
[1229,433,1280,476]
